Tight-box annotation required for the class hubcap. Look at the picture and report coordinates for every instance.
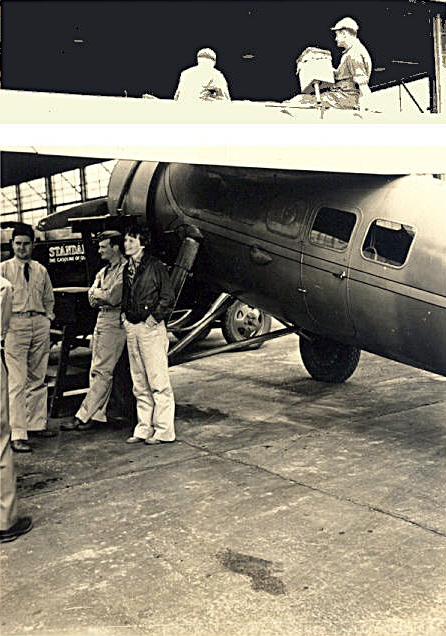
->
[233,304,264,338]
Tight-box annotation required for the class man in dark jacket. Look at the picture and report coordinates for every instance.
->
[121,228,176,445]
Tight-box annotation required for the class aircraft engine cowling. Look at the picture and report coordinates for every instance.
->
[108,161,188,238]
[108,160,207,271]
[107,160,159,218]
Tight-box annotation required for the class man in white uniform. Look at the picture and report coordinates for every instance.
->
[174,47,230,102]
[1,224,56,453]
[61,231,127,431]
[0,275,33,542]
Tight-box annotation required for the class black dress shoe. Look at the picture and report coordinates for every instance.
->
[11,440,33,453]
[0,516,33,543]
[76,419,96,431]
[28,429,58,438]
[60,417,82,431]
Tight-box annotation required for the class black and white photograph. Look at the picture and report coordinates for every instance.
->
[1,2,446,636]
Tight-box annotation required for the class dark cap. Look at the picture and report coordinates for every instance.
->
[97,230,122,241]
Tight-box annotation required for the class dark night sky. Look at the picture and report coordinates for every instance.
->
[1,1,437,101]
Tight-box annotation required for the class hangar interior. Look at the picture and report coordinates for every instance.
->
[2,0,445,108]
[1,156,112,237]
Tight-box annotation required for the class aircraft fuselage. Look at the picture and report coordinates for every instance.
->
[106,160,446,377]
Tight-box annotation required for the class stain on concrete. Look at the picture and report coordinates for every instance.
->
[176,403,229,423]
[217,549,286,596]
[17,472,61,492]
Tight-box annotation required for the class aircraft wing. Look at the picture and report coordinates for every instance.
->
[1,88,445,175]
[2,143,446,177]
[1,88,445,124]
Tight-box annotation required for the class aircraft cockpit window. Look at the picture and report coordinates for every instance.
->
[362,220,415,267]
[310,207,356,251]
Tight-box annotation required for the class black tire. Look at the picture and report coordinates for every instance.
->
[221,300,272,348]
[299,334,360,383]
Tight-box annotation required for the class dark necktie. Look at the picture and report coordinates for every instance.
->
[127,259,136,285]
[24,263,30,282]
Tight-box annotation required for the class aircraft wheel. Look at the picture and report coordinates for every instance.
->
[299,335,360,383]
[221,301,272,349]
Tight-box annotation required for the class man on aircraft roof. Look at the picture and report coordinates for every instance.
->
[286,16,373,112]
[174,47,231,102]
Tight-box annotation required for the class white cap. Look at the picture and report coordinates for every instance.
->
[197,48,217,62]
[331,17,359,32]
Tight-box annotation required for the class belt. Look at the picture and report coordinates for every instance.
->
[99,307,121,312]
[12,311,46,317]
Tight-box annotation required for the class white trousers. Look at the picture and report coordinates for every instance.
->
[124,319,175,441]
[76,312,126,424]
[5,314,50,440]
[1,355,17,530]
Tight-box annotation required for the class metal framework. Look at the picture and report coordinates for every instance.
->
[432,11,446,113]
[1,162,115,229]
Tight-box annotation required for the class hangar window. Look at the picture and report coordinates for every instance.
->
[51,170,82,209]
[0,186,18,216]
[362,219,415,267]
[310,207,356,250]
[19,178,47,214]
[85,160,116,199]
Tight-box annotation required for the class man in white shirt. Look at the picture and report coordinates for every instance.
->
[286,17,373,112]
[174,48,230,102]
[61,231,127,432]
[0,275,33,542]
[326,17,373,111]
[1,224,56,453]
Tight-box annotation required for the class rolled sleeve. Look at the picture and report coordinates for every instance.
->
[90,264,124,307]
[346,46,371,87]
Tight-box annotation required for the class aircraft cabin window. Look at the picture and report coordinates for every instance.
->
[362,220,415,267]
[310,207,356,250]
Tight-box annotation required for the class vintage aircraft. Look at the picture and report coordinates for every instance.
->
[2,146,446,384]
[106,158,446,380]
[19,148,445,383]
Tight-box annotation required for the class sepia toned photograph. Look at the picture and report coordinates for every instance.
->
[1,2,446,636]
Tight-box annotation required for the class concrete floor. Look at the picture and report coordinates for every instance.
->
[1,326,446,636]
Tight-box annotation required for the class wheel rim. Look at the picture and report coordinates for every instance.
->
[233,304,264,338]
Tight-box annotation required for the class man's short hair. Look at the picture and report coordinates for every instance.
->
[12,224,35,242]
[97,230,122,248]
[197,48,217,62]
[125,227,151,247]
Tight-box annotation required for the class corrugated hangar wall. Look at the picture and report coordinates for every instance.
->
[1,0,445,102]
